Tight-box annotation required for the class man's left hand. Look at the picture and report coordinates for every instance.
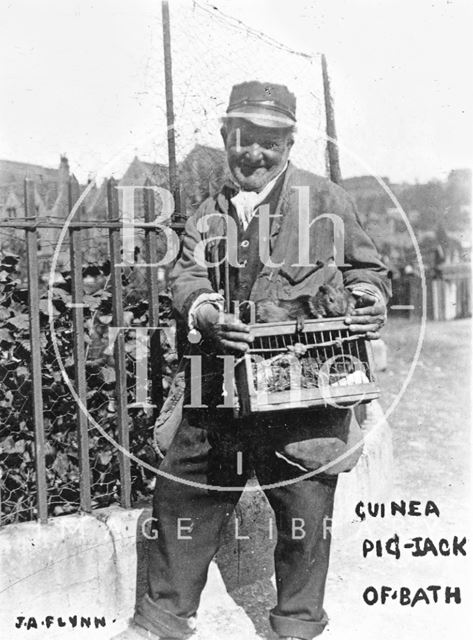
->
[344,293,386,340]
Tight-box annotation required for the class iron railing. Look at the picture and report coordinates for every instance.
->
[0,177,183,524]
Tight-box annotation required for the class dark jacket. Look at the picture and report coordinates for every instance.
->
[171,163,390,321]
[169,163,391,471]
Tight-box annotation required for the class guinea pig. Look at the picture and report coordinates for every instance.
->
[255,284,355,323]
[309,284,356,319]
[255,296,312,323]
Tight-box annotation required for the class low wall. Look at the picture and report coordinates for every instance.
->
[0,506,260,640]
[0,508,139,639]
[0,402,392,640]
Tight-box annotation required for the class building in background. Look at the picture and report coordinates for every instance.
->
[0,156,72,277]
[343,171,472,320]
[1,154,470,318]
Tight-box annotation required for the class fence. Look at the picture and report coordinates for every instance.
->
[0,0,341,526]
[0,177,187,525]
[390,269,471,320]
[431,264,472,320]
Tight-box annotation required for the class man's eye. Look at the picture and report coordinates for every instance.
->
[262,141,278,150]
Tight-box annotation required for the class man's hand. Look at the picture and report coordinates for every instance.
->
[344,293,387,340]
[194,303,254,354]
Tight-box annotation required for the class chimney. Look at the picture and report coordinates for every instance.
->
[59,154,70,184]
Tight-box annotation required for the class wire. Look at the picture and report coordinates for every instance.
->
[194,0,319,59]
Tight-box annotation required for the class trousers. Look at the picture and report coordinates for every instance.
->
[134,410,339,640]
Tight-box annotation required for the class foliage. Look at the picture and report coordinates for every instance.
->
[396,181,447,231]
[0,253,176,525]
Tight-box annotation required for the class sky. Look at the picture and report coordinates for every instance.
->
[0,0,472,184]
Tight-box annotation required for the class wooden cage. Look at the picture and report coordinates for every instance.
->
[234,317,379,416]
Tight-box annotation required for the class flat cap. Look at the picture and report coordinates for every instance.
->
[224,81,296,128]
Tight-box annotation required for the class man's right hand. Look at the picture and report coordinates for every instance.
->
[194,303,254,354]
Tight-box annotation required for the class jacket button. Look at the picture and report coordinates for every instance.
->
[241,240,250,248]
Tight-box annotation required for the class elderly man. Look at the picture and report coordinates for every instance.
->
[120,81,390,640]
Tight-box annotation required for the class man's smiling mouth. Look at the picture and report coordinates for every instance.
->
[239,163,267,176]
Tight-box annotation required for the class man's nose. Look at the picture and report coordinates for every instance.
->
[245,143,263,163]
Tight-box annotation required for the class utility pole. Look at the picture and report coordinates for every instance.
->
[322,54,342,185]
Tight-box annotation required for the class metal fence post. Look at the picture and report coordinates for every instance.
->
[68,176,92,512]
[24,179,48,523]
[107,178,132,508]
[143,179,163,417]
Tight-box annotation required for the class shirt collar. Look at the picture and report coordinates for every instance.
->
[229,162,289,230]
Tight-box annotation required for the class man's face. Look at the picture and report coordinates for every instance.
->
[222,118,294,192]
